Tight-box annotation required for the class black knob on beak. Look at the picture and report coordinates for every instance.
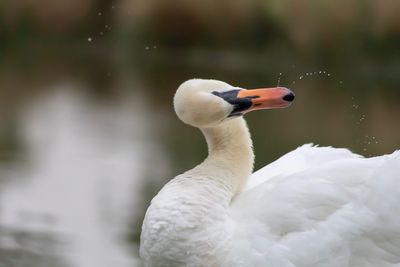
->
[282,92,295,102]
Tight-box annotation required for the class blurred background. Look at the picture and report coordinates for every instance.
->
[0,0,399,266]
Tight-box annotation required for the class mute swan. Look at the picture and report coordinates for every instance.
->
[140,79,400,267]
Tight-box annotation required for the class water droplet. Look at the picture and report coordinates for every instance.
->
[87,37,92,42]
[153,45,158,49]
[306,73,309,76]
[100,31,104,35]
[314,72,317,75]
[292,81,296,84]
[277,73,282,87]
[299,75,303,80]
[323,71,327,74]
[327,73,331,76]
[98,12,102,16]
[145,46,150,50]
[319,71,322,74]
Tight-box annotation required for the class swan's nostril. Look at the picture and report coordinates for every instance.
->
[282,92,295,102]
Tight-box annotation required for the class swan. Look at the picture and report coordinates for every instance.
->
[140,79,400,267]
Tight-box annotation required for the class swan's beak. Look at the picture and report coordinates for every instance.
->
[212,87,294,117]
[237,87,295,112]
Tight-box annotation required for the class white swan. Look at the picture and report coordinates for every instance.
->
[140,79,400,267]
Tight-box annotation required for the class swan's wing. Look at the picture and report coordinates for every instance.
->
[229,149,400,267]
[244,143,362,190]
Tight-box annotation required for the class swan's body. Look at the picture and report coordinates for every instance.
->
[140,79,400,267]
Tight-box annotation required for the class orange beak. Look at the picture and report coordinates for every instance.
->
[212,86,294,117]
[237,87,295,112]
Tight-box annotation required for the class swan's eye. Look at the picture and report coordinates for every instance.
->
[212,90,256,117]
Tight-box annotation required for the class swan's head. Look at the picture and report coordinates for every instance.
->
[174,79,295,128]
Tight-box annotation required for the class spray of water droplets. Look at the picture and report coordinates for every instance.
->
[144,45,158,51]
[362,135,380,157]
[277,72,282,87]
[292,70,331,83]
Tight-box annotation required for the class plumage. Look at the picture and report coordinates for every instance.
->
[140,79,400,267]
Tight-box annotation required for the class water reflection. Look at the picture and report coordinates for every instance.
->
[0,85,164,267]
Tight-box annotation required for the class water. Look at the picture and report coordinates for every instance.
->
[277,72,282,87]
[0,87,155,266]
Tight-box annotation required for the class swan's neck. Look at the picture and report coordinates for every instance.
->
[190,117,254,197]
[140,118,254,264]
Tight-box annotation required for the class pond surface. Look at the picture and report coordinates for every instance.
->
[0,45,399,266]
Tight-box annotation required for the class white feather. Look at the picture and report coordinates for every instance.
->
[231,148,400,267]
[245,144,362,190]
